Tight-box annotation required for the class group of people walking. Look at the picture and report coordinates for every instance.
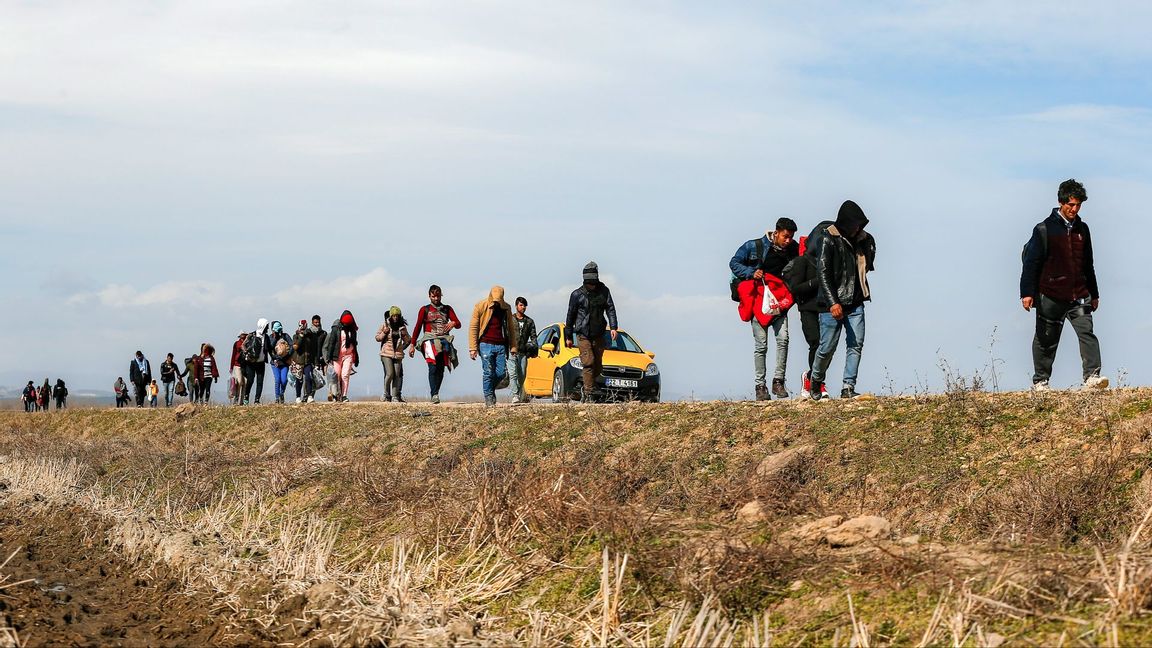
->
[20,379,67,412]
[730,179,1107,400]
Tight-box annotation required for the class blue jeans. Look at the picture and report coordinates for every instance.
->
[271,364,289,399]
[479,342,507,400]
[751,315,789,386]
[163,380,175,407]
[812,304,865,388]
[508,352,528,401]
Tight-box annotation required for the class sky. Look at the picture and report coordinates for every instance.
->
[3,1,1151,400]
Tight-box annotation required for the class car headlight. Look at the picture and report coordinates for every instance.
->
[569,357,583,369]
[645,363,659,377]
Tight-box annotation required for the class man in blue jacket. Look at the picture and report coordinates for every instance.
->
[730,217,799,400]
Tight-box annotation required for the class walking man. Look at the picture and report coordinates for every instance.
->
[807,200,876,401]
[242,319,270,405]
[565,262,619,402]
[468,286,518,407]
[409,285,462,404]
[129,350,152,407]
[730,218,799,400]
[1020,178,1107,391]
[508,297,538,404]
[159,353,180,407]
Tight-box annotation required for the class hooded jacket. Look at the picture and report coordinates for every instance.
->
[244,319,270,363]
[565,281,618,344]
[325,310,360,366]
[469,286,518,354]
[806,201,876,310]
[783,236,821,313]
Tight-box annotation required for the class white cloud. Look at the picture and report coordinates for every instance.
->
[1018,104,1148,124]
[69,281,226,308]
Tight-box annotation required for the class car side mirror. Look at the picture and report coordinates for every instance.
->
[646,352,655,359]
[540,343,555,354]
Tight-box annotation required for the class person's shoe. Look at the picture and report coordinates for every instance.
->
[382,394,392,402]
[771,379,789,399]
[396,396,406,403]
[485,396,496,408]
[1084,375,1110,390]
[841,386,861,400]
[798,388,812,400]
[431,395,440,404]
[1031,380,1051,393]
[754,384,769,401]
[295,397,303,404]
[809,381,826,402]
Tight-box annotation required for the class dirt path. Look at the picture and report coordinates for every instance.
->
[0,505,273,648]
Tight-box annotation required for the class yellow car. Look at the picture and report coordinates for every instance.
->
[524,324,660,402]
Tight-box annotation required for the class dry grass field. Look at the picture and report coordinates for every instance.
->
[3,389,1152,646]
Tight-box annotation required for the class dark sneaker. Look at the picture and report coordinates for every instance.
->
[809,381,826,402]
[771,379,789,399]
[841,387,860,400]
[431,395,440,404]
[755,384,769,401]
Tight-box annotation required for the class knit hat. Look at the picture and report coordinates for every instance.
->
[388,306,401,318]
[299,319,307,328]
[583,261,599,283]
[341,311,355,326]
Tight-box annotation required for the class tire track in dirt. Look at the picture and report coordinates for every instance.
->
[0,504,274,647]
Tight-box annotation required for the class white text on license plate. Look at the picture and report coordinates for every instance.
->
[605,378,638,388]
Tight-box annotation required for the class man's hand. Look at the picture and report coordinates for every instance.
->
[408,347,416,358]
[752,269,764,281]
[214,377,218,383]
[1091,298,1100,312]
[830,304,844,320]
[469,350,477,361]
[610,329,618,341]
[1021,297,1034,312]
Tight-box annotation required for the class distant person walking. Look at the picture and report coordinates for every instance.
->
[806,200,876,401]
[184,353,199,403]
[38,379,50,411]
[783,236,827,400]
[147,379,159,407]
[53,379,67,409]
[309,315,327,399]
[241,318,270,405]
[129,351,152,407]
[469,286,518,407]
[1020,178,1107,391]
[409,286,462,404]
[194,343,220,403]
[159,353,181,407]
[113,377,129,408]
[325,310,360,402]
[730,218,800,400]
[229,331,247,404]
[292,320,316,403]
[375,307,411,402]
[267,321,294,404]
[509,297,538,404]
[565,262,619,402]
[22,381,37,413]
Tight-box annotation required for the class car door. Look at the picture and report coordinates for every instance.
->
[525,325,558,395]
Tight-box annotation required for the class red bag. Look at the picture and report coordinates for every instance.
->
[736,274,794,325]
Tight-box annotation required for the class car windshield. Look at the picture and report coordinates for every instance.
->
[602,330,643,353]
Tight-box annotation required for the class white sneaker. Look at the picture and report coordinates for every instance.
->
[1031,380,1051,392]
[798,389,812,400]
[1084,375,1110,390]
[295,397,302,404]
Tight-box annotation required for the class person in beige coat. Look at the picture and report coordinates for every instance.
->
[375,306,412,402]
[468,286,519,407]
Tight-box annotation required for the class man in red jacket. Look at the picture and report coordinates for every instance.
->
[1020,178,1106,391]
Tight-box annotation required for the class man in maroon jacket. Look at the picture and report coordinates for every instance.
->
[1020,178,1106,391]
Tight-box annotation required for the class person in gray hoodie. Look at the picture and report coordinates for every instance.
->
[242,318,270,405]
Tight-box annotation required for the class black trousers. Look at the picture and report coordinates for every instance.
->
[1033,294,1102,383]
[133,380,147,407]
[800,310,821,372]
[242,362,265,403]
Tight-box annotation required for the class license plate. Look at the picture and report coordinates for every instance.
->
[605,378,638,388]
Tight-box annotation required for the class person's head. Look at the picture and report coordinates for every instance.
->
[204,343,215,356]
[311,315,322,328]
[151,379,157,385]
[582,261,599,287]
[388,306,403,322]
[135,350,144,360]
[256,318,269,334]
[239,331,248,341]
[27,380,33,386]
[166,353,173,361]
[1058,178,1087,220]
[271,320,283,334]
[834,200,869,240]
[772,217,797,248]
[298,319,307,331]
[488,285,505,305]
[515,296,527,315]
[340,310,356,329]
[428,285,443,305]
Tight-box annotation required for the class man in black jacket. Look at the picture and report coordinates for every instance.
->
[565,261,618,402]
[730,217,799,400]
[129,350,152,407]
[1020,179,1105,391]
[807,200,876,400]
[783,236,824,400]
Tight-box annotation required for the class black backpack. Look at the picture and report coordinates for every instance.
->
[1021,223,1048,263]
[241,334,263,363]
[730,238,765,302]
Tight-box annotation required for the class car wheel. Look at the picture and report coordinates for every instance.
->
[552,370,568,403]
[644,386,661,403]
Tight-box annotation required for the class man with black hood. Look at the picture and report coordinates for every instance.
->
[565,261,619,402]
[806,200,876,400]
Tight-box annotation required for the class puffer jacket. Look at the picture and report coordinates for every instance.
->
[737,276,794,325]
[564,282,618,344]
[469,286,518,354]
[375,322,412,359]
[806,206,876,310]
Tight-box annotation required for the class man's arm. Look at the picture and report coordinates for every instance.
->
[605,287,619,332]
[816,234,840,313]
[728,240,760,280]
[564,291,579,344]
[1083,224,1099,303]
[1020,223,1046,304]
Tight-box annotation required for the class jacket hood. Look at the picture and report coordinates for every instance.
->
[488,285,506,304]
[835,200,869,234]
[255,318,269,335]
